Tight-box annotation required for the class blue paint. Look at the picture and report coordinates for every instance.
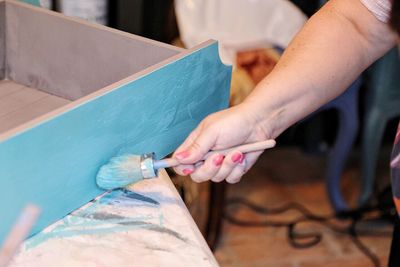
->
[21,0,41,6]
[99,189,160,206]
[25,220,158,249]
[0,42,231,244]
[24,189,169,249]
[96,154,144,190]
[120,189,160,205]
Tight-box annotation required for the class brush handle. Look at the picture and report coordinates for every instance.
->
[203,139,276,158]
[154,139,276,169]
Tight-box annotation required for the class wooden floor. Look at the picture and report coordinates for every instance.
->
[214,147,393,267]
[0,80,70,134]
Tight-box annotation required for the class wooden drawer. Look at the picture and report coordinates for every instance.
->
[0,0,231,243]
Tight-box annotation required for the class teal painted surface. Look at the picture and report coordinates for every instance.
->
[0,42,231,243]
[21,0,41,6]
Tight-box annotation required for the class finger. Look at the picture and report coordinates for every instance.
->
[174,127,218,165]
[225,159,247,184]
[211,151,243,183]
[190,153,224,183]
[173,126,201,155]
[172,156,204,177]
[173,164,195,176]
[241,150,264,172]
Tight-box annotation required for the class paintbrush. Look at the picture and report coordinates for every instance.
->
[0,204,41,267]
[96,139,276,190]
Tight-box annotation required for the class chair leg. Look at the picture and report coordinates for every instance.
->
[326,100,359,212]
[360,108,387,206]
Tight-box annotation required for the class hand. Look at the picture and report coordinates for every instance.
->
[172,103,272,183]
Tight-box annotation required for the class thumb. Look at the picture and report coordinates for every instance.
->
[174,130,217,164]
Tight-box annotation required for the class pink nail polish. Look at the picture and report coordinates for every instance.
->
[213,155,224,166]
[176,151,190,160]
[231,152,243,163]
[183,169,194,175]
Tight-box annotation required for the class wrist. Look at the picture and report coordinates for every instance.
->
[239,98,286,140]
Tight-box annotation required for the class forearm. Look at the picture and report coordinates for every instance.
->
[243,0,397,138]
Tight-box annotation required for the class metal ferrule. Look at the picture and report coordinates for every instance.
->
[140,153,157,179]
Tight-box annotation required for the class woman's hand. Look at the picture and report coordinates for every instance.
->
[172,103,272,183]
[172,0,397,184]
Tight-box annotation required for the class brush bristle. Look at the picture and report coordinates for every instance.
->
[96,154,143,190]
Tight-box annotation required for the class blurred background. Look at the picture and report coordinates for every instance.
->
[43,1,399,266]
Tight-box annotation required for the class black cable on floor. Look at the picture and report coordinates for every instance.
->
[349,221,381,267]
[223,194,394,267]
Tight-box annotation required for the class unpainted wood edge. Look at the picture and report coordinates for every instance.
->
[0,40,222,142]
[5,0,184,53]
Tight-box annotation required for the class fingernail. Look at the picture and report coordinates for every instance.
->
[228,178,241,184]
[183,169,194,175]
[176,151,190,160]
[213,155,224,166]
[239,156,245,164]
[231,152,243,163]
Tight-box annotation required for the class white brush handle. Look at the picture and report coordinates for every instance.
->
[154,139,276,169]
[203,139,276,158]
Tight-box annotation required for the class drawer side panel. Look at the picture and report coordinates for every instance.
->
[5,1,181,100]
[0,42,231,243]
